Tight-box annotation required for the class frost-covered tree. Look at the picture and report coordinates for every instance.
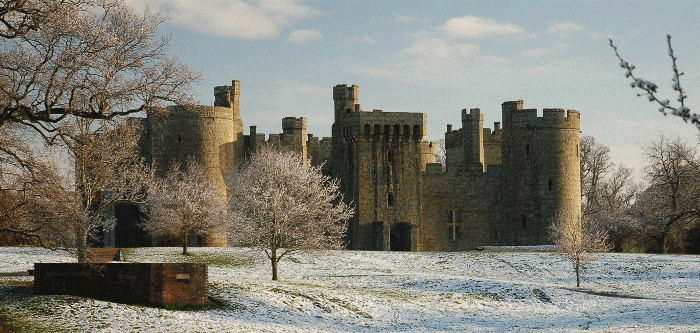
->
[56,117,153,262]
[610,35,696,128]
[548,214,610,288]
[145,159,228,255]
[0,0,197,130]
[229,146,353,281]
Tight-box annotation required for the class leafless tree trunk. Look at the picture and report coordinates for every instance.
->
[229,145,354,281]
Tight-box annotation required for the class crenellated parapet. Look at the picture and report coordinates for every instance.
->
[511,107,580,130]
[336,111,426,143]
[148,105,237,120]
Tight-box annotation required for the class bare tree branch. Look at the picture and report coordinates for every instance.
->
[610,35,696,128]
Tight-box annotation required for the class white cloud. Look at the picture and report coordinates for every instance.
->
[405,38,479,59]
[276,78,329,96]
[126,0,321,39]
[287,29,323,44]
[395,15,413,23]
[547,22,582,34]
[344,36,377,47]
[443,16,522,39]
[521,43,570,58]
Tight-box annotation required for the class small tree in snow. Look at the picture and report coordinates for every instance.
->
[145,159,228,255]
[548,214,610,288]
[229,146,353,281]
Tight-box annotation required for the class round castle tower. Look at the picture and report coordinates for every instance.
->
[148,80,244,246]
[500,100,581,245]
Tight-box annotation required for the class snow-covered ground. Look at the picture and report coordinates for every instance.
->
[1,247,700,332]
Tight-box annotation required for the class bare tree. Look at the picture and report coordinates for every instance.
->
[144,158,228,255]
[548,214,611,288]
[579,135,638,251]
[229,146,354,281]
[55,117,153,262]
[0,123,71,246]
[0,0,57,39]
[610,35,696,128]
[580,135,612,217]
[0,0,197,130]
[634,135,700,252]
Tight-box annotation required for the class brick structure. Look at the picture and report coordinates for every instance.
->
[33,263,208,307]
[116,80,580,251]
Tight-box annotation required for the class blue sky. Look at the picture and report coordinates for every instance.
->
[127,0,700,177]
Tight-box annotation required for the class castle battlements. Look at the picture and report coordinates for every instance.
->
[149,105,237,120]
[214,80,240,108]
[332,85,427,141]
[129,81,581,253]
[502,100,579,130]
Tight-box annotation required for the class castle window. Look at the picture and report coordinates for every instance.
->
[525,144,530,155]
[522,215,527,230]
[388,193,394,207]
[548,179,553,191]
[178,134,182,142]
[388,150,393,162]
[447,210,462,240]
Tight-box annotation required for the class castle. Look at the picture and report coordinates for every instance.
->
[109,80,581,251]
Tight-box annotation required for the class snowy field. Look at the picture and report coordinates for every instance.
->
[1,247,700,332]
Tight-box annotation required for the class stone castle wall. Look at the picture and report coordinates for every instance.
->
[130,81,581,252]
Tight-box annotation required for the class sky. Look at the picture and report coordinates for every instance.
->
[126,0,700,179]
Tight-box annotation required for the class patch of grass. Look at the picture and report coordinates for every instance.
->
[0,300,56,333]
[0,277,31,287]
[181,252,256,268]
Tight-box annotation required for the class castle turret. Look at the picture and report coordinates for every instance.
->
[499,100,580,245]
[333,84,360,120]
[282,117,308,165]
[148,80,246,246]
[214,80,241,118]
[461,108,485,172]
